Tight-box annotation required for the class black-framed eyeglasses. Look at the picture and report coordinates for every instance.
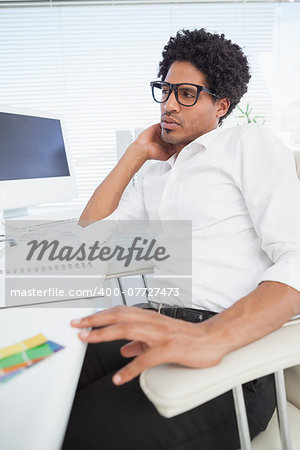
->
[150,81,218,107]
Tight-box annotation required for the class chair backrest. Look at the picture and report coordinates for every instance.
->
[285,152,300,411]
[116,129,152,186]
[294,151,300,179]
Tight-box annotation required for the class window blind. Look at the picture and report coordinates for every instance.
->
[0,0,296,5]
[0,2,277,205]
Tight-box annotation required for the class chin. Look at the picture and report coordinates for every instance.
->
[161,130,182,144]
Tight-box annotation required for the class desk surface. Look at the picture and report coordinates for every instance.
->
[0,305,96,450]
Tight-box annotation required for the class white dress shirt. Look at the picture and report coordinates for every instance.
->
[107,123,300,312]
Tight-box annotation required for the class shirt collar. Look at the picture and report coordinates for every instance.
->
[165,153,177,168]
[189,126,222,150]
[164,126,222,168]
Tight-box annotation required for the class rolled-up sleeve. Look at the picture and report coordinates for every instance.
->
[102,177,149,222]
[234,124,300,292]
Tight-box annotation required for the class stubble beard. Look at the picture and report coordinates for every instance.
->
[161,128,181,144]
[161,128,190,149]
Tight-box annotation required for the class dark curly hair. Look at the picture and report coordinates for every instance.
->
[158,29,251,124]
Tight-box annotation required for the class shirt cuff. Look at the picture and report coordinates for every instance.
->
[258,260,300,293]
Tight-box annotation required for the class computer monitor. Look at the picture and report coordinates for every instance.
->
[0,106,76,218]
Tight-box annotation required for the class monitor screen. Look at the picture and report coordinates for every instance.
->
[0,107,76,214]
[0,112,70,181]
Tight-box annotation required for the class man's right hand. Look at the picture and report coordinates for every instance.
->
[79,123,178,225]
[132,123,179,162]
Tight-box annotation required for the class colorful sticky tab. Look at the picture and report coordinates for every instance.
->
[0,352,26,370]
[0,335,64,384]
[0,333,47,359]
[23,334,48,350]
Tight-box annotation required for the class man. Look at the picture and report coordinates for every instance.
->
[62,29,300,449]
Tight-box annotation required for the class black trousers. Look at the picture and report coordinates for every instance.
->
[62,339,276,450]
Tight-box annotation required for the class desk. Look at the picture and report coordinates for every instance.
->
[0,265,151,450]
[0,305,97,450]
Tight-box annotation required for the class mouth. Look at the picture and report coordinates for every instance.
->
[161,115,180,130]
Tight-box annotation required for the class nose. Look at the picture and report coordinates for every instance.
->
[162,88,180,113]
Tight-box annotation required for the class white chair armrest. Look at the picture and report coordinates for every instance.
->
[139,319,300,418]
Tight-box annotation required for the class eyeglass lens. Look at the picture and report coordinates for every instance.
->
[153,83,198,106]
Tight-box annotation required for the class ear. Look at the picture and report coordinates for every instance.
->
[216,98,230,118]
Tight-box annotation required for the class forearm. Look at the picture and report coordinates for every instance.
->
[79,143,147,226]
[205,280,300,358]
